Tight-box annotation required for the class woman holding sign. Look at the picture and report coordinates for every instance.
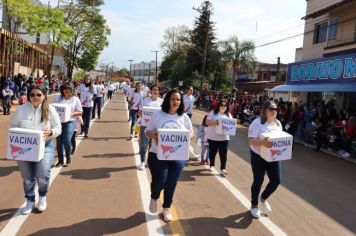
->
[146,89,193,222]
[9,85,61,214]
[248,101,282,219]
[206,99,233,176]
[79,75,94,138]
[53,82,83,167]
[138,84,163,170]
[129,81,144,138]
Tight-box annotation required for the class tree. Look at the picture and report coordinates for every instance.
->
[119,68,129,77]
[160,25,191,55]
[61,0,110,77]
[219,36,256,87]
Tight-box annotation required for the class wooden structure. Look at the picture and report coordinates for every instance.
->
[0,28,47,77]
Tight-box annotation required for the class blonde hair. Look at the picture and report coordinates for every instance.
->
[260,100,281,126]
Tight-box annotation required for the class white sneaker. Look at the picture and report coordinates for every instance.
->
[209,166,214,171]
[149,198,158,214]
[221,169,228,176]
[163,208,173,222]
[250,207,260,219]
[130,134,135,139]
[22,200,35,215]
[342,152,351,158]
[139,162,145,170]
[37,196,47,212]
[260,198,272,214]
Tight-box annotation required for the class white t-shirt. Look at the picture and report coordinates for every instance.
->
[131,91,145,110]
[248,117,283,155]
[53,95,83,121]
[128,87,135,100]
[79,83,94,107]
[206,111,232,141]
[146,111,193,154]
[139,96,163,110]
[108,84,115,91]
[183,94,195,114]
[93,84,105,97]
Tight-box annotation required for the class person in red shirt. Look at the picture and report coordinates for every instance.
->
[19,92,27,105]
[36,76,44,85]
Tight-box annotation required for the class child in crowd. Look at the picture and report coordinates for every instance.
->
[196,115,209,165]
[2,84,13,115]
[19,92,27,105]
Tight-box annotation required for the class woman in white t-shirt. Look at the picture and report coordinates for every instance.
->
[129,81,144,138]
[248,100,282,219]
[206,99,233,176]
[138,84,163,170]
[145,89,193,222]
[53,82,83,167]
[79,75,94,138]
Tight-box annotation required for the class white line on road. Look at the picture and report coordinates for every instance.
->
[0,99,110,236]
[190,109,287,236]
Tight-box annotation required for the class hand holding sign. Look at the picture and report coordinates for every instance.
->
[261,137,273,148]
[43,129,52,139]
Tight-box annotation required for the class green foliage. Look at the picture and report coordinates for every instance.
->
[119,68,129,77]
[73,69,86,81]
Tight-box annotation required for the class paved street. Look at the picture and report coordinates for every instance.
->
[0,92,355,236]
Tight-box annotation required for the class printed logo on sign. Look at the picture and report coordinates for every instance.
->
[10,145,32,159]
[144,118,150,124]
[161,144,182,159]
[222,124,234,132]
[270,148,287,161]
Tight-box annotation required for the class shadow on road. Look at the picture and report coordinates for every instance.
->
[160,211,253,236]
[28,212,147,236]
[0,208,18,223]
[82,153,137,159]
[0,166,18,177]
[94,120,128,124]
[60,167,137,180]
[86,137,130,141]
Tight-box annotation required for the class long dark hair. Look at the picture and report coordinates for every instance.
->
[84,75,93,93]
[27,85,50,122]
[161,89,185,116]
[202,115,208,126]
[260,100,281,126]
[213,99,230,116]
[134,82,141,93]
[60,82,74,98]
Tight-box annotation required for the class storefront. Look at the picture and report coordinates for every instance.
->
[272,53,356,111]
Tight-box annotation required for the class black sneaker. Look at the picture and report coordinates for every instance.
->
[71,148,76,155]
[65,159,72,167]
[55,162,64,168]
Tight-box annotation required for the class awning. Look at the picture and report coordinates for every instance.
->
[272,83,356,92]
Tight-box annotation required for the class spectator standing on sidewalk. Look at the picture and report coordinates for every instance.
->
[145,89,194,222]
[183,86,195,119]
[9,85,61,215]
[248,100,282,219]
[2,84,13,115]
[53,82,83,167]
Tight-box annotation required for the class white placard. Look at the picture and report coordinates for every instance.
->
[51,104,71,123]
[7,128,45,162]
[80,91,93,107]
[260,131,293,162]
[157,129,190,161]
[216,118,237,136]
[142,106,161,126]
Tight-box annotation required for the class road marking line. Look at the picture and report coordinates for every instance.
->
[189,110,287,236]
[125,99,166,236]
[0,98,110,236]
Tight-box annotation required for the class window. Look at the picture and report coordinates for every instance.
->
[314,19,339,43]
[36,33,40,44]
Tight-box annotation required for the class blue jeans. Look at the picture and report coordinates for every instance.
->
[92,97,103,119]
[56,121,75,162]
[148,152,186,208]
[139,126,151,162]
[250,150,281,206]
[17,141,54,202]
[130,109,138,135]
[208,139,229,170]
[82,107,92,135]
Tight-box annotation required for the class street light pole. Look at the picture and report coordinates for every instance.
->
[128,59,134,79]
[151,50,159,83]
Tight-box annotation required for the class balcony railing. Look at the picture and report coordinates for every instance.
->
[326,31,356,48]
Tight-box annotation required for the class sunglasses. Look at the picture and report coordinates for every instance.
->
[30,93,43,98]
[220,104,227,107]
[268,107,278,112]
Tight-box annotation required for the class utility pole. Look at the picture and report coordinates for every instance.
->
[276,57,281,81]
[148,63,151,84]
[151,50,159,83]
[128,59,134,79]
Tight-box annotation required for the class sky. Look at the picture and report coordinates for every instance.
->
[46,0,308,69]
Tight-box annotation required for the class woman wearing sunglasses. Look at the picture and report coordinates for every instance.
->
[9,85,61,214]
[248,100,282,219]
[53,82,83,167]
[206,99,233,176]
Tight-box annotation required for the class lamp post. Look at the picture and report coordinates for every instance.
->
[128,59,134,79]
[151,50,159,83]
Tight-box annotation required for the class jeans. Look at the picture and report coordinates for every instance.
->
[316,128,327,150]
[130,109,138,135]
[2,96,11,114]
[250,150,281,206]
[140,126,151,162]
[148,152,186,208]
[56,121,75,163]
[17,141,54,202]
[92,97,103,118]
[201,140,209,161]
[208,139,229,170]
[82,107,92,135]
[71,131,77,151]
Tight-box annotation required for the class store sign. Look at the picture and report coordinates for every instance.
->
[236,74,249,80]
[288,53,356,84]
